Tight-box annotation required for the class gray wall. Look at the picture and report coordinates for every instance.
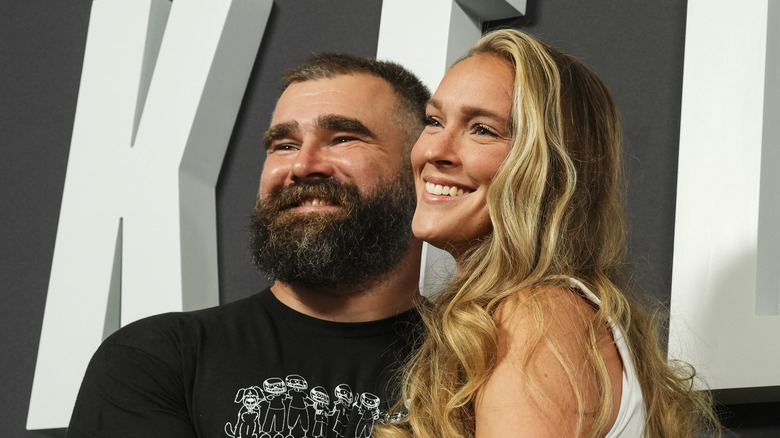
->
[1,0,775,436]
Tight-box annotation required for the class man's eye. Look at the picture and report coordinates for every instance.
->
[335,136,358,143]
[270,143,297,152]
[425,116,441,127]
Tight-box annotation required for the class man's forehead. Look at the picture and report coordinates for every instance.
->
[274,74,395,112]
[268,75,397,135]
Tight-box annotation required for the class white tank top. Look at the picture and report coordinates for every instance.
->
[567,277,646,437]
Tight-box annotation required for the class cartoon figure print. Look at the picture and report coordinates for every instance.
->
[225,386,264,438]
[329,384,353,438]
[227,378,387,438]
[260,377,287,438]
[354,392,381,438]
[284,374,311,437]
[309,386,330,438]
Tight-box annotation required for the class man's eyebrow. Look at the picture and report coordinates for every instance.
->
[316,114,376,139]
[263,121,298,150]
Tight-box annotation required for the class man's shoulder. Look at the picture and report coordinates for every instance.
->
[102,289,269,351]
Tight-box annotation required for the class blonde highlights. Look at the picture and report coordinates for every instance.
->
[378,29,719,438]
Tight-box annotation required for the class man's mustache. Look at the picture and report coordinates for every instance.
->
[260,180,360,214]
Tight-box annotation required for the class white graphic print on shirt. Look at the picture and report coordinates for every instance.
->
[224,374,400,438]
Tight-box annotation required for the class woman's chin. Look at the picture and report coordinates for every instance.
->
[412,221,446,248]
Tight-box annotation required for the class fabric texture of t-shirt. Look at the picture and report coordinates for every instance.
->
[67,288,421,438]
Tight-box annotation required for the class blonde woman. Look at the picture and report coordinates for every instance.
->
[378,29,720,437]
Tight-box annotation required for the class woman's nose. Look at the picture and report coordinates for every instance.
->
[417,128,459,168]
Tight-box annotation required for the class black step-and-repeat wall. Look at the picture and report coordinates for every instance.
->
[1,0,776,436]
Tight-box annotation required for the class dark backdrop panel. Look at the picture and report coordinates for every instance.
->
[1,1,92,437]
[1,0,776,436]
[508,0,686,303]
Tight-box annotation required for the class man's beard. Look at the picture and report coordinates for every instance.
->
[249,165,416,291]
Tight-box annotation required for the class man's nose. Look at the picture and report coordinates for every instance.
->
[291,143,335,182]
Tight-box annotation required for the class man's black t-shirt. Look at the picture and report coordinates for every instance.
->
[67,288,421,438]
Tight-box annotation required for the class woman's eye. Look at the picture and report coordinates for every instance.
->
[425,116,441,127]
[473,124,498,137]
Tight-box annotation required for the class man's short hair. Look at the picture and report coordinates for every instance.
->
[280,53,430,151]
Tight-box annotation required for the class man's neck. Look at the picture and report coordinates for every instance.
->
[269,241,423,322]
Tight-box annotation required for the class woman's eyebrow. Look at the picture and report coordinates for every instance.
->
[427,99,509,126]
[459,105,508,123]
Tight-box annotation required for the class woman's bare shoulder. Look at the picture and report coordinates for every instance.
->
[475,284,622,437]
[493,283,596,334]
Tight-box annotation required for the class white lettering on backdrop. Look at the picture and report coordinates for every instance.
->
[670,0,780,399]
[27,0,271,429]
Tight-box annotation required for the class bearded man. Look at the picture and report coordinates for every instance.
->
[67,54,429,438]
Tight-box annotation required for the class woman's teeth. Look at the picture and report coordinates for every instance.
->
[425,181,465,197]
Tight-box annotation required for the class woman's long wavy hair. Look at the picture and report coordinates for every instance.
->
[377,29,719,438]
